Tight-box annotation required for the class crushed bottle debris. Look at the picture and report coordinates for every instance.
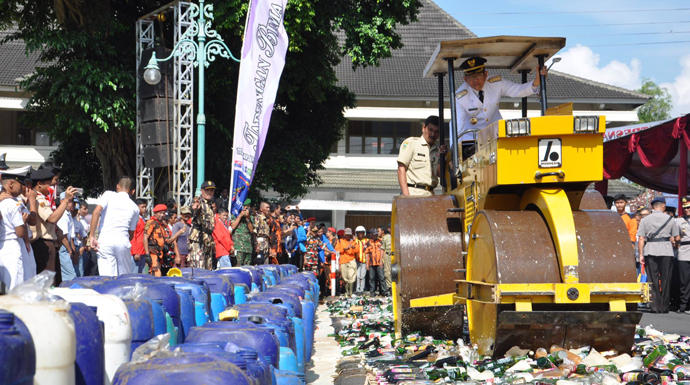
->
[326,295,690,385]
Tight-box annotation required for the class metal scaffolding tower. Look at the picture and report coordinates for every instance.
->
[135,17,154,211]
[136,1,195,212]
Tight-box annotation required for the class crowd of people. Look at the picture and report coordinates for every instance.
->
[0,159,394,298]
[615,194,690,315]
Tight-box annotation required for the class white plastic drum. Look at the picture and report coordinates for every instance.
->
[50,288,133,384]
[0,295,77,385]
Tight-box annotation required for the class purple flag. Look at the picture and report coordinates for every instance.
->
[230,0,289,215]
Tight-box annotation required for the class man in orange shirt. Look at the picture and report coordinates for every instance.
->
[614,194,637,250]
[365,228,386,296]
[144,204,167,276]
[335,227,357,296]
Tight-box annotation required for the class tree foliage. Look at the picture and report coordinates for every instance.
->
[0,0,422,200]
[637,78,673,123]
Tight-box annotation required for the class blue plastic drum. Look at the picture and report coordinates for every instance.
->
[68,303,105,385]
[0,310,35,385]
[112,353,253,385]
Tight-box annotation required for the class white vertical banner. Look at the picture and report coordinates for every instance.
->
[230,0,289,215]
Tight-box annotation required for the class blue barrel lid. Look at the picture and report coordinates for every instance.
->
[234,303,289,317]
[185,322,280,367]
[117,274,157,282]
[113,352,253,384]
[0,309,15,330]
[92,280,181,317]
[213,268,252,288]
[251,292,302,318]
[59,275,114,288]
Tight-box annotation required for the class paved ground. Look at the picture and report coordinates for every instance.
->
[306,303,340,384]
[640,308,690,335]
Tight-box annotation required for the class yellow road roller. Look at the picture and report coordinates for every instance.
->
[391,36,649,357]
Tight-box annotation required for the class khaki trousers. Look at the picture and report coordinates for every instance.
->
[408,188,433,196]
[383,252,392,290]
[340,260,357,283]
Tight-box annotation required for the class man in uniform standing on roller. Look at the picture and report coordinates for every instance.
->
[638,197,680,313]
[397,116,445,196]
[455,57,549,142]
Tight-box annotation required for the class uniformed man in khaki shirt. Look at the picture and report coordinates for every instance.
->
[676,198,690,314]
[637,196,680,313]
[29,168,78,286]
[397,116,445,196]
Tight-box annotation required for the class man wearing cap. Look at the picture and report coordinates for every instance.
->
[354,226,368,294]
[378,225,393,296]
[365,227,386,296]
[397,115,444,197]
[16,167,38,282]
[676,198,690,314]
[253,202,273,264]
[335,228,357,296]
[0,167,31,290]
[189,181,216,270]
[88,176,140,277]
[614,194,637,251]
[455,57,548,142]
[56,192,79,281]
[144,204,168,276]
[230,198,255,266]
[0,153,8,194]
[293,216,313,270]
[30,168,78,285]
[172,206,192,268]
[131,199,149,273]
[38,161,61,210]
[638,197,680,313]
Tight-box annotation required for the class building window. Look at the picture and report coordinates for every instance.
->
[345,120,422,155]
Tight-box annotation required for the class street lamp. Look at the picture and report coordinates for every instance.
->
[143,0,239,194]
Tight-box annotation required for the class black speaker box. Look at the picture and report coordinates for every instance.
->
[139,98,174,123]
[141,121,174,146]
[143,144,174,168]
[138,74,174,99]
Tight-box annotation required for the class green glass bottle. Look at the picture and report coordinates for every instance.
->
[644,345,668,368]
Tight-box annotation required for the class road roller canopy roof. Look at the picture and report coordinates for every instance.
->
[422,35,566,78]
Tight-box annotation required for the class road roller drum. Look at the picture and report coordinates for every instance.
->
[391,195,465,338]
[466,209,641,356]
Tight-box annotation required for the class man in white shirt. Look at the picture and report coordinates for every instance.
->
[455,57,548,142]
[0,169,29,291]
[89,176,140,276]
[57,191,78,281]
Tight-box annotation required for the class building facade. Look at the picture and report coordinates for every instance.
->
[268,0,650,229]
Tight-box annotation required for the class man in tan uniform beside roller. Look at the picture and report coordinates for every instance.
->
[397,115,444,196]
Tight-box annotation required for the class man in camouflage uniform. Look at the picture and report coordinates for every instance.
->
[188,181,216,270]
[253,201,272,264]
[231,198,254,266]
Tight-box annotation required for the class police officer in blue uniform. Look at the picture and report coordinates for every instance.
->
[455,57,548,142]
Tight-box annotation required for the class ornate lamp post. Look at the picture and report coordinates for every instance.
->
[143,0,239,194]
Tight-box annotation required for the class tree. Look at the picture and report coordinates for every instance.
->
[1,0,422,199]
[637,78,673,123]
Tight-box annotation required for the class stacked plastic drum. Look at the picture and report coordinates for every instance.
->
[0,265,317,385]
